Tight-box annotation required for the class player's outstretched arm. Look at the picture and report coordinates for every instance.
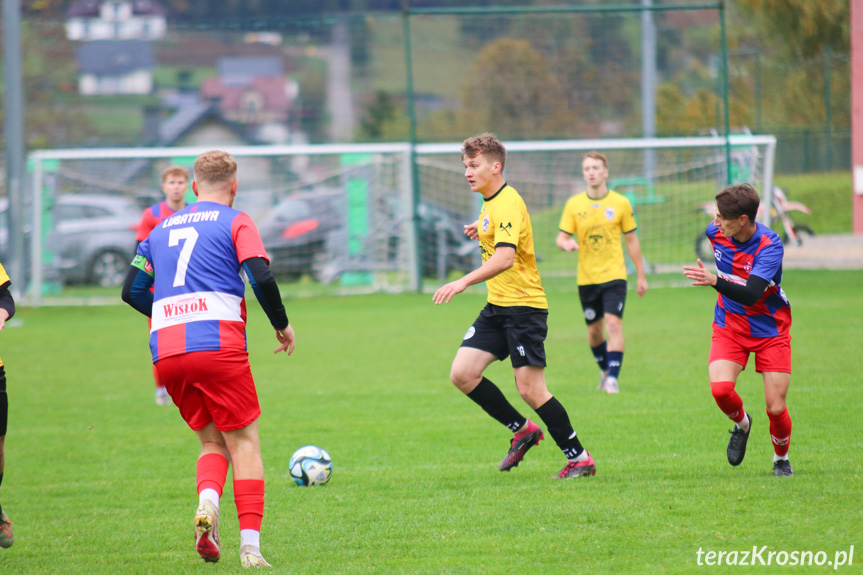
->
[682,259,716,287]
[432,246,514,305]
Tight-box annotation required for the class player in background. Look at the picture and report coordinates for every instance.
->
[0,263,15,548]
[136,166,191,405]
[122,150,295,567]
[433,133,596,480]
[556,152,648,394]
[683,183,794,477]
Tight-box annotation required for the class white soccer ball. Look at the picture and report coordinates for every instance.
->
[288,445,333,486]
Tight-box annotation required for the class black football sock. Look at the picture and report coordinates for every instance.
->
[466,377,527,432]
[534,396,585,459]
[591,341,608,372]
[607,351,623,379]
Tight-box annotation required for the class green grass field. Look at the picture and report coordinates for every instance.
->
[2,270,862,574]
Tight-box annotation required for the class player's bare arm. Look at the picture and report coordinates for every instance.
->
[556,230,579,253]
[464,220,479,240]
[432,246,515,305]
[624,231,648,297]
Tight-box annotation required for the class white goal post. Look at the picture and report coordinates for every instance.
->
[24,134,775,305]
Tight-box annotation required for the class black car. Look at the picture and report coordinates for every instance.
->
[257,189,478,283]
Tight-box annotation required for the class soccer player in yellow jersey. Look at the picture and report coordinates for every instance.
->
[556,152,648,394]
[0,262,16,548]
[433,133,595,479]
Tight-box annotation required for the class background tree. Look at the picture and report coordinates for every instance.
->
[459,37,569,140]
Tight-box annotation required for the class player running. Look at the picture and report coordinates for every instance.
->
[122,150,295,567]
[683,183,794,477]
[433,133,595,480]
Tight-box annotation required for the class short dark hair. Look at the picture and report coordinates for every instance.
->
[462,133,506,172]
[716,183,760,223]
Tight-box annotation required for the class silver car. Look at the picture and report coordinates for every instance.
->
[44,194,140,287]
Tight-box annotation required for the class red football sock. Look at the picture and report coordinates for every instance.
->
[710,381,745,423]
[196,453,229,497]
[767,407,792,457]
[234,479,265,531]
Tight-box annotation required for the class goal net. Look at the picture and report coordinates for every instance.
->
[24,134,774,305]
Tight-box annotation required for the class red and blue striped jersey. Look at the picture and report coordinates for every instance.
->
[136,201,269,361]
[136,200,182,242]
[706,221,790,337]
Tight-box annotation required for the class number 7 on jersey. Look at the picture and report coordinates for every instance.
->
[168,227,199,287]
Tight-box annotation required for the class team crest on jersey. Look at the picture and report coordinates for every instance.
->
[482,214,490,233]
[744,260,753,273]
[605,207,616,221]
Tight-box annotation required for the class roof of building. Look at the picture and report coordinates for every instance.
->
[67,0,168,18]
[217,57,283,87]
[75,40,154,75]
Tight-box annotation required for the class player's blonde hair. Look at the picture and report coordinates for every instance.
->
[582,151,608,169]
[462,133,506,172]
[161,165,189,183]
[193,150,237,186]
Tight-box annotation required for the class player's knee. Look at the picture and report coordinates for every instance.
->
[604,315,623,335]
[765,400,786,416]
[710,380,736,401]
[449,367,477,391]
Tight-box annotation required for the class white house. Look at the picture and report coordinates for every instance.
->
[76,40,154,95]
[66,0,168,41]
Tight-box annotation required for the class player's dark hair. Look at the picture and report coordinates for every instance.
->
[193,150,237,186]
[462,133,506,172]
[583,151,608,169]
[716,183,760,223]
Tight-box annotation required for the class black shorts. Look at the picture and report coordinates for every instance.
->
[459,303,548,368]
[578,279,628,325]
[0,365,7,437]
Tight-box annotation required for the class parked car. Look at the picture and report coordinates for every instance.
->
[45,194,140,287]
[257,189,479,283]
[256,189,345,281]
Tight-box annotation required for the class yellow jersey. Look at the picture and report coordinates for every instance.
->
[477,184,547,309]
[0,262,9,367]
[558,190,638,286]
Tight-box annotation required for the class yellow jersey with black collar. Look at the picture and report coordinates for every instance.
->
[558,190,637,285]
[477,184,547,309]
